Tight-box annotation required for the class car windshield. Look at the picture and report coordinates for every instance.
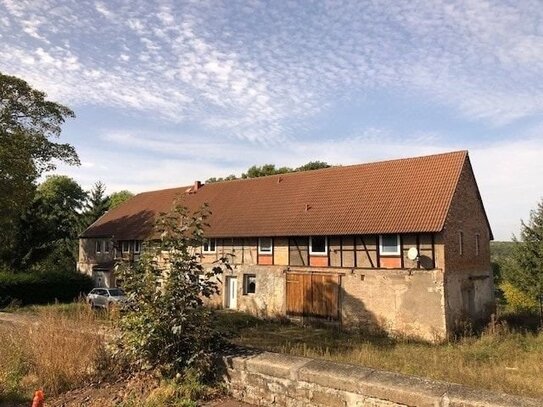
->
[107,289,124,296]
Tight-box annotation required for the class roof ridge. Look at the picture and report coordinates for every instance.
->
[200,150,469,185]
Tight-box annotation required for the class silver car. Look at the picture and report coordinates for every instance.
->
[87,287,126,309]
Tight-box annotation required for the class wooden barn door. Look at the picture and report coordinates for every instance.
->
[286,273,340,320]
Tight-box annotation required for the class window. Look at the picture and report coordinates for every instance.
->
[258,237,273,254]
[309,236,327,255]
[379,234,400,256]
[202,238,216,253]
[459,231,464,256]
[104,240,110,254]
[475,233,480,256]
[134,241,141,254]
[243,274,256,295]
[122,241,130,253]
[95,240,101,254]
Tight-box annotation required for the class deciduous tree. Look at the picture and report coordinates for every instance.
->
[0,72,78,265]
[108,190,134,210]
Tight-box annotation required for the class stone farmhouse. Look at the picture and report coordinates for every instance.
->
[79,151,494,341]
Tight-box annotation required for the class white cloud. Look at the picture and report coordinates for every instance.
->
[2,0,543,140]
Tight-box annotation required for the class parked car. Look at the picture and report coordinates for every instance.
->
[87,287,126,309]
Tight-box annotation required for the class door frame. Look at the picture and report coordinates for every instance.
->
[225,276,238,310]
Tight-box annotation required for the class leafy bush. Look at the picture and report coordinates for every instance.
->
[0,271,93,307]
[500,281,539,313]
[115,203,230,379]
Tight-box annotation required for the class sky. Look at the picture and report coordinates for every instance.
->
[1,0,543,241]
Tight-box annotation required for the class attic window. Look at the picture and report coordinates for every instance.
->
[203,238,216,253]
[309,236,327,255]
[258,238,273,254]
[379,234,400,256]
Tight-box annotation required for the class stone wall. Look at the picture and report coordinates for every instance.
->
[340,268,447,341]
[206,265,287,317]
[206,264,447,341]
[221,350,541,407]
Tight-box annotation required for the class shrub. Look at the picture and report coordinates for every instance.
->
[500,281,539,313]
[0,271,93,307]
[115,203,230,379]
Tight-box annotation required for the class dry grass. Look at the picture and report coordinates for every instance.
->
[217,311,543,398]
[0,302,108,402]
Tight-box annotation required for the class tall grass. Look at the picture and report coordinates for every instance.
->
[0,302,107,401]
[220,311,543,398]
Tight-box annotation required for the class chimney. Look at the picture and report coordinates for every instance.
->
[186,180,202,194]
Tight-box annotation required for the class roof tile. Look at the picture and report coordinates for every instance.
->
[81,151,468,239]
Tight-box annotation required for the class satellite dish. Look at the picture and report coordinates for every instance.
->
[407,247,419,261]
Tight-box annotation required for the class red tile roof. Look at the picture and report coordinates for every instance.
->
[81,151,476,240]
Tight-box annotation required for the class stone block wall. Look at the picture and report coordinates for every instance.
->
[221,350,541,407]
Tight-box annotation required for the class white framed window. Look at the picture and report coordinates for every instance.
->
[258,237,273,254]
[202,238,217,253]
[243,274,256,295]
[104,240,110,254]
[459,231,464,256]
[122,241,130,254]
[95,240,101,254]
[134,240,141,254]
[379,234,400,256]
[475,233,480,256]
[309,236,328,255]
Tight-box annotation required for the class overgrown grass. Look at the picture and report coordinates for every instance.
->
[0,302,108,402]
[216,311,543,398]
[118,372,225,407]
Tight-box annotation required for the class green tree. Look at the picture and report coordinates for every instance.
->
[81,181,109,228]
[242,164,292,178]
[296,161,331,171]
[12,175,86,270]
[108,190,134,209]
[115,202,230,378]
[0,72,78,266]
[503,200,543,323]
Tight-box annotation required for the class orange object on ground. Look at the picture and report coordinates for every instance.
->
[31,389,45,407]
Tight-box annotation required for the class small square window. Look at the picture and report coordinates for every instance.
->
[258,237,273,254]
[379,234,400,255]
[122,241,130,253]
[309,236,327,255]
[134,241,141,254]
[95,240,101,254]
[203,238,216,253]
[243,274,256,295]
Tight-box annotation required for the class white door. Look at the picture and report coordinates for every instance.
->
[226,277,238,309]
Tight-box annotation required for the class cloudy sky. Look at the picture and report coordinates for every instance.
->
[1,0,543,240]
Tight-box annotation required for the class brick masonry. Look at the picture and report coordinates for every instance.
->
[221,350,542,407]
